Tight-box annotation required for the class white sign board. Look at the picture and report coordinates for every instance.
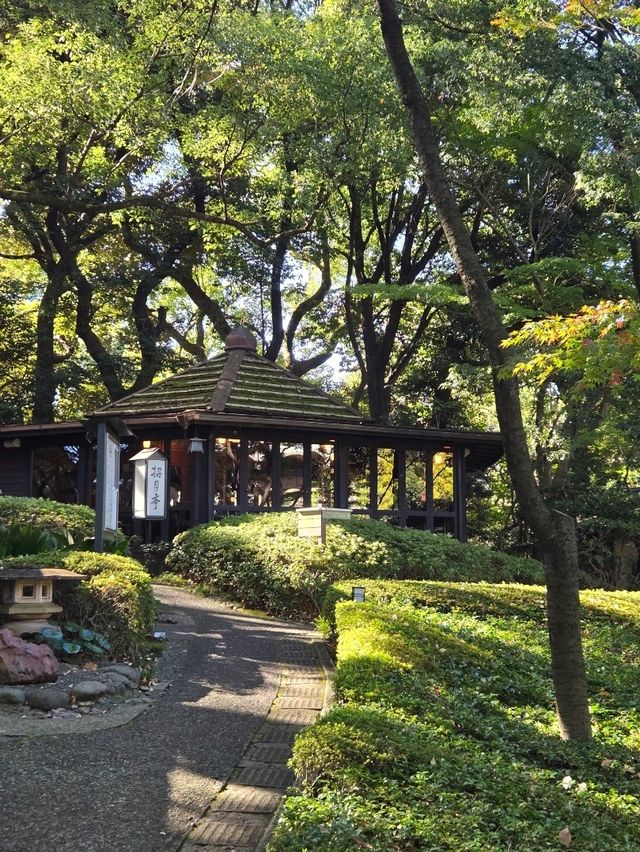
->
[103,432,120,533]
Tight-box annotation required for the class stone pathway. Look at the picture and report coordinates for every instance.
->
[0,587,332,852]
[179,636,333,851]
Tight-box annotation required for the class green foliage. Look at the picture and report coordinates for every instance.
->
[152,571,191,588]
[0,522,68,557]
[502,299,640,394]
[167,512,543,617]
[0,550,156,659]
[271,580,640,851]
[0,496,94,543]
[37,622,111,658]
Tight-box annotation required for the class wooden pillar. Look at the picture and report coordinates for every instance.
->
[238,439,249,511]
[161,439,171,541]
[207,435,215,521]
[426,449,434,532]
[271,440,281,510]
[77,440,88,505]
[334,440,349,509]
[302,443,312,507]
[397,449,407,527]
[455,446,468,542]
[369,446,378,518]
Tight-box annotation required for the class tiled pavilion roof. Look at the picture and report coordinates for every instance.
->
[93,328,362,423]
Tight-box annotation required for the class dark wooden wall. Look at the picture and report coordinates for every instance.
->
[0,448,31,497]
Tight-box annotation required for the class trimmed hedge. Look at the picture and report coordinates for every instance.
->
[167,512,543,617]
[271,580,640,850]
[0,496,95,543]
[0,550,156,659]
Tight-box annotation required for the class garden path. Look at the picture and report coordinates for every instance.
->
[0,586,331,852]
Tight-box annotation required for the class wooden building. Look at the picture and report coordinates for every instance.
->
[0,328,503,542]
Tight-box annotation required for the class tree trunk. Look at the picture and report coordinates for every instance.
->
[544,512,591,739]
[376,0,591,739]
[33,273,65,423]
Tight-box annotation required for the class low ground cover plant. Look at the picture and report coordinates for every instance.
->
[167,513,543,617]
[271,580,640,851]
[0,550,156,659]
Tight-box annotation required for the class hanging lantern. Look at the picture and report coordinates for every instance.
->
[188,437,206,454]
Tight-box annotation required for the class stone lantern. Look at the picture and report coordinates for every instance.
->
[0,567,86,635]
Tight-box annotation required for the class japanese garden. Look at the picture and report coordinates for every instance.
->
[0,1,640,850]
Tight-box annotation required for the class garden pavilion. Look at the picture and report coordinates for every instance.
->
[0,328,503,542]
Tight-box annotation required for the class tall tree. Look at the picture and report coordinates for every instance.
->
[376,0,592,739]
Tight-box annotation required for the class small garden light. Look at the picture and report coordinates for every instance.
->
[351,586,366,603]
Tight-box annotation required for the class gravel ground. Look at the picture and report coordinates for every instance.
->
[0,586,315,852]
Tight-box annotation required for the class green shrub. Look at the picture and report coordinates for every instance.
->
[167,513,543,617]
[0,522,69,557]
[271,581,640,851]
[0,550,156,659]
[0,496,95,543]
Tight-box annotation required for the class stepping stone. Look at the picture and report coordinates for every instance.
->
[279,696,323,710]
[242,743,292,764]
[267,709,318,725]
[232,763,295,789]
[283,683,326,699]
[282,665,321,676]
[215,784,282,814]
[251,724,302,745]
[189,812,271,847]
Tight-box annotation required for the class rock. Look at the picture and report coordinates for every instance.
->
[70,681,109,702]
[0,628,59,685]
[26,689,69,711]
[104,679,126,696]
[153,681,171,693]
[0,686,27,705]
[104,672,136,690]
[99,664,141,687]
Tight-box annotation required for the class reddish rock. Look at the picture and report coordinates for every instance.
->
[0,628,59,684]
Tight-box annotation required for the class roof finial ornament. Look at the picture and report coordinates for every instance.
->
[224,327,257,352]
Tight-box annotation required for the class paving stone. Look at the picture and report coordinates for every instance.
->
[279,696,323,710]
[267,709,318,726]
[181,844,248,852]
[282,683,326,699]
[251,724,302,745]
[280,654,318,664]
[215,784,282,814]
[242,743,292,764]
[286,672,325,682]
[189,812,271,847]
[232,763,295,789]
[282,664,322,676]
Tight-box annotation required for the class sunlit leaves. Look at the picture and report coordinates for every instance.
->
[502,299,640,393]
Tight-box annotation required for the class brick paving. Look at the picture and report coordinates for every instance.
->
[178,636,333,852]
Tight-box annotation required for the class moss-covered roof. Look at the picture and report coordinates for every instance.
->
[93,334,362,424]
